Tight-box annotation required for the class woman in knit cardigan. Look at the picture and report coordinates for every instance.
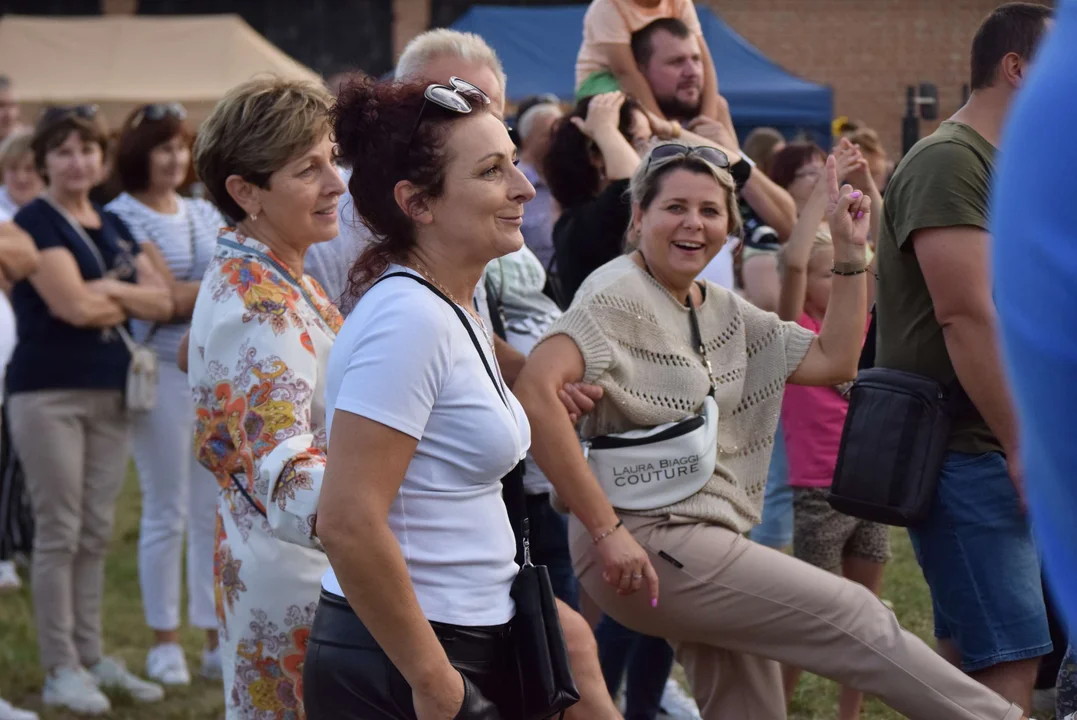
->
[514,144,1030,720]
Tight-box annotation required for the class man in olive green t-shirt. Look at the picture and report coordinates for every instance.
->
[874,2,1052,710]
[875,121,999,455]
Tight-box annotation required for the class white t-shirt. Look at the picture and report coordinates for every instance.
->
[0,292,16,399]
[105,193,224,363]
[698,236,740,291]
[322,266,529,626]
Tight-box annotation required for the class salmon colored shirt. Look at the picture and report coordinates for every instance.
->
[575,0,702,89]
[781,312,867,488]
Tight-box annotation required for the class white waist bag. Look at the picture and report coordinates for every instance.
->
[582,268,720,511]
[584,395,719,510]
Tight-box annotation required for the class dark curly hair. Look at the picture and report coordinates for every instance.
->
[543,95,643,210]
[333,77,491,296]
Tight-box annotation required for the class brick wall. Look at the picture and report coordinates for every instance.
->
[704,0,1052,157]
[392,0,1054,157]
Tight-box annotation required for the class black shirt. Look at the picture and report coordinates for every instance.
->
[550,179,631,309]
[8,198,141,395]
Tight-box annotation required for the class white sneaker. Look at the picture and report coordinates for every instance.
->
[42,666,110,715]
[0,696,39,720]
[660,678,702,719]
[146,643,191,686]
[0,561,21,592]
[200,645,223,680]
[88,656,165,702]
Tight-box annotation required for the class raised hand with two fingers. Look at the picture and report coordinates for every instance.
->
[823,154,871,254]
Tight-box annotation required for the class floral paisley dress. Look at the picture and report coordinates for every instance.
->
[188,229,342,719]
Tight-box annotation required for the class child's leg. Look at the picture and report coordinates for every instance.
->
[838,520,892,720]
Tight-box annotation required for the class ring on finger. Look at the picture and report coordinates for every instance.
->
[631,572,643,580]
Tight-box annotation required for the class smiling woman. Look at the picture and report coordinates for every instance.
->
[186,76,347,720]
[511,145,1028,719]
[305,77,540,719]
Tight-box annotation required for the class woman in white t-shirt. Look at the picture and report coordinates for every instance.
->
[105,104,227,686]
[309,78,537,719]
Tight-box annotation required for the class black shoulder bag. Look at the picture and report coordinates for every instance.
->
[374,272,580,720]
[828,367,970,527]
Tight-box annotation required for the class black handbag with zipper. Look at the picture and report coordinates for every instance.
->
[828,367,970,527]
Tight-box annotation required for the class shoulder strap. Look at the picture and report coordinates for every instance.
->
[371,272,507,407]
[42,195,109,274]
[42,195,142,352]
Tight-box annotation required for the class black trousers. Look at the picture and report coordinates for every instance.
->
[304,591,518,719]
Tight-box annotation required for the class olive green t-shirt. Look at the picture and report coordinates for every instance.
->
[874,121,1000,455]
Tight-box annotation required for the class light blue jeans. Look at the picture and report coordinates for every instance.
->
[749,429,793,548]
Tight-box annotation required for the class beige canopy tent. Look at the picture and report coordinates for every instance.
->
[0,14,325,128]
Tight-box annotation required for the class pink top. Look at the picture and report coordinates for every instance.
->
[781,313,864,488]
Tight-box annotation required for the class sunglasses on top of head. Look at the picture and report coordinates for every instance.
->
[39,104,99,127]
[131,102,187,129]
[406,77,491,148]
[645,143,730,172]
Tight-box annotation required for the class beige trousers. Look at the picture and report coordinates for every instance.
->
[570,514,1024,720]
[8,389,131,671]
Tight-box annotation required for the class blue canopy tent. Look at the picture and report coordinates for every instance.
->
[450,4,833,145]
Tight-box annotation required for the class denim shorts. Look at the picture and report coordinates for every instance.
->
[749,429,793,549]
[908,451,1051,672]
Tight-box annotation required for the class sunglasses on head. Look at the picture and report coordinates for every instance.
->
[131,103,187,129]
[40,104,99,126]
[406,77,491,148]
[645,143,730,172]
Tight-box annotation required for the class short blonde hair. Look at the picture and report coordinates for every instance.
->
[0,128,33,172]
[630,142,743,237]
[395,29,507,98]
[194,76,333,221]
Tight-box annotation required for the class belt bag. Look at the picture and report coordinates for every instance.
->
[584,396,718,511]
[828,368,962,527]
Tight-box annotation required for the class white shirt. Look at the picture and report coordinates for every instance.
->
[105,193,224,363]
[698,236,740,290]
[322,266,529,626]
[0,293,16,399]
[0,187,17,221]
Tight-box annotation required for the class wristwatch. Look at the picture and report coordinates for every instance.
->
[730,158,753,189]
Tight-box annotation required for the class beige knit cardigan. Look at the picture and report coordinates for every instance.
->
[543,255,815,533]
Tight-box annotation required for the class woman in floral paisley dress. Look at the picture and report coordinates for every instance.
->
[186,77,347,719]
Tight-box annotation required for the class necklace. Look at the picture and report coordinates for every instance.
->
[406,258,489,336]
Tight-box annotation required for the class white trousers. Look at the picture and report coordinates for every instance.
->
[131,361,218,631]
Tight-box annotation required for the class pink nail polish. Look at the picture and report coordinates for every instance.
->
[651,598,658,608]
[856,211,864,219]
[851,191,862,199]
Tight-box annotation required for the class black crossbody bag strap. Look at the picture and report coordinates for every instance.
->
[372,272,508,406]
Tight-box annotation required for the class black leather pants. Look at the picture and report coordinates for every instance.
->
[304,591,517,719]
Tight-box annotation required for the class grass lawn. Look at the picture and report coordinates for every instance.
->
[0,468,1051,719]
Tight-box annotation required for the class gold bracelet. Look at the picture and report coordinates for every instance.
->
[592,519,624,545]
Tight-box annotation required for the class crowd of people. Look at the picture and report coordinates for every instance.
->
[0,1,1073,720]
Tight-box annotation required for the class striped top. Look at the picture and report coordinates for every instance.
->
[106,192,225,364]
